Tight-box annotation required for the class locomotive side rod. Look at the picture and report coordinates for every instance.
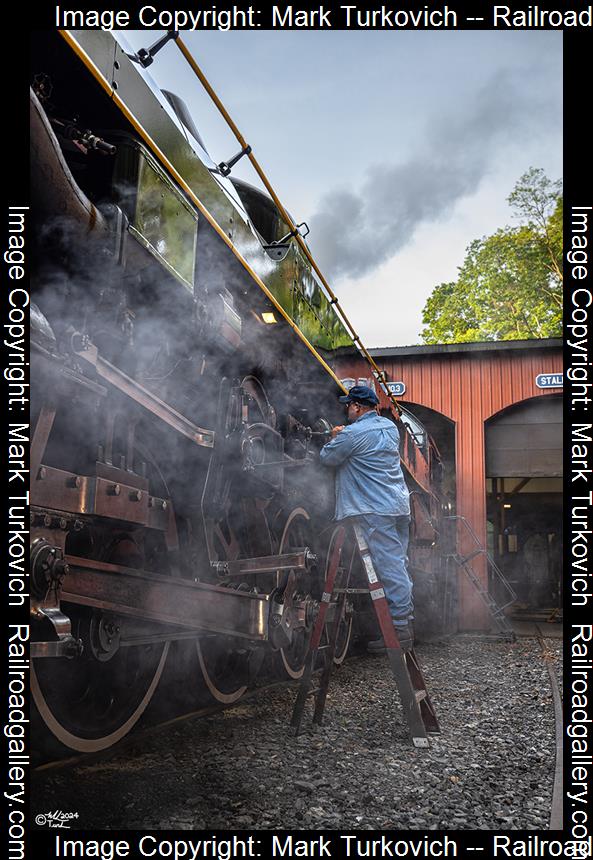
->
[58,555,269,641]
[212,549,316,578]
[31,550,327,657]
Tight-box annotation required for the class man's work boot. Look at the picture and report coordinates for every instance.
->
[395,623,414,652]
[367,638,386,654]
[367,623,414,654]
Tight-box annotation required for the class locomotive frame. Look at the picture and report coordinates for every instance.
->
[28,29,445,755]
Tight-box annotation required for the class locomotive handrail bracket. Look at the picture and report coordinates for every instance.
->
[73,342,215,448]
[61,556,269,640]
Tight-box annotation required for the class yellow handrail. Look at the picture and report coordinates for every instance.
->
[58,29,347,394]
[174,35,400,416]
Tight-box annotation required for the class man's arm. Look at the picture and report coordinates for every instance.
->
[319,426,356,466]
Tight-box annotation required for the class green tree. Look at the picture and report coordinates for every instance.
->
[420,168,562,344]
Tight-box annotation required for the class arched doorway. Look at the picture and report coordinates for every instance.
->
[400,401,456,509]
[399,401,457,631]
[485,396,562,612]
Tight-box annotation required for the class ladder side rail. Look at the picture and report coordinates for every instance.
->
[352,524,402,650]
[404,651,440,734]
[292,524,440,746]
[312,565,352,725]
[352,523,440,746]
[291,527,346,734]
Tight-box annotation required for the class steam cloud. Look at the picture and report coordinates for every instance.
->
[308,68,558,281]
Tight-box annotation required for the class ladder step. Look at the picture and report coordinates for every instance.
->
[291,523,440,746]
[333,587,369,594]
[459,549,483,564]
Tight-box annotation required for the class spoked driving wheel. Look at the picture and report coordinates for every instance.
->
[197,500,272,703]
[197,374,276,703]
[326,526,355,666]
[277,507,316,679]
[31,445,172,753]
[31,609,170,753]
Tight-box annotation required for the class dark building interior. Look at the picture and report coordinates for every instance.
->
[485,396,562,611]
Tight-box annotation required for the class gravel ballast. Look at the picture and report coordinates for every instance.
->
[32,634,560,831]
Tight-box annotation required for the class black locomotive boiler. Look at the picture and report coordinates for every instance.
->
[29,30,444,755]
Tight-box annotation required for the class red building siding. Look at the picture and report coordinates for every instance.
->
[337,342,563,629]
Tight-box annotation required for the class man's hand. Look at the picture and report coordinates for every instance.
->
[331,424,345,438]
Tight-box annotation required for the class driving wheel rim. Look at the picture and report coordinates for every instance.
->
[278,507,313,679]
[329,526,355,665]
[31,442,173,753]
[197,503,272,703]
[31,642,169,753]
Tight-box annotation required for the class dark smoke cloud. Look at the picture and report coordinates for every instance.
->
[307,68,558,280]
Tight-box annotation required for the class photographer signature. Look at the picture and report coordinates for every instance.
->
[35,811,79,828]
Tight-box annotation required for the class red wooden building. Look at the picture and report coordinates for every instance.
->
[336,338,563,630]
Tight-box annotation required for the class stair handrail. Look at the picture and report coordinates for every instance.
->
[443,515,517,606]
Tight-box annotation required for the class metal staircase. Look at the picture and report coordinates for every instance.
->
[444,515,517,641]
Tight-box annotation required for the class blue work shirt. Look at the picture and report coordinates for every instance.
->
[319,411,410,521]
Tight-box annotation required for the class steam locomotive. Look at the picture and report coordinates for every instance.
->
[29,30,445,755]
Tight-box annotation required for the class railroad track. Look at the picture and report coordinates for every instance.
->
[535,625,563,831]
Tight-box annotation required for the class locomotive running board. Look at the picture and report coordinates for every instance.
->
[59,555,269,640]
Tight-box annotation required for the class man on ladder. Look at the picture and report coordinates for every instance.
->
[292,384,438,745]
[319,385,414,652]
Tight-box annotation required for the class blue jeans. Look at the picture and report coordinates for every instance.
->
[351,513,413,626]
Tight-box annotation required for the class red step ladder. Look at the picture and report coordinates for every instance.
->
[291,523,440,747]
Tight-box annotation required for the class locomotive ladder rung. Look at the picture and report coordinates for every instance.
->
[290,525,440,748]
[333,587,369,594]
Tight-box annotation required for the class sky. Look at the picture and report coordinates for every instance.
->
[119,29,562,347]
